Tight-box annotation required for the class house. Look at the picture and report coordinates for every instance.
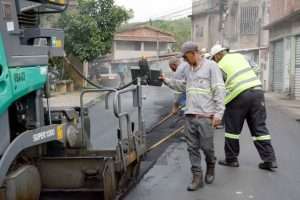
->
[264,0,300,99]
[112,26,176,60]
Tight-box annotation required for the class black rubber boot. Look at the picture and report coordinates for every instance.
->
[218,159,239,167]
[187,172,204,191]
[258,161,278,171]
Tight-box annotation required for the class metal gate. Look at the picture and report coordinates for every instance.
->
[271,40,284,92]
[295,36,300,100]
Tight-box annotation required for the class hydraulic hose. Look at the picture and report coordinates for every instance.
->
[63,56,137,91]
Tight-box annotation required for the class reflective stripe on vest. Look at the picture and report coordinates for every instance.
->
[230,77,259,92]
[212,83,226,91]
[253,135,271,141]
[187,88,212,95]
[226,67,253,85]
[174,91,182,94]
[225,133,240,140]
[218,54,262,104]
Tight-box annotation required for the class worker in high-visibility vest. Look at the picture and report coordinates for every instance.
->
[210,44,277,171]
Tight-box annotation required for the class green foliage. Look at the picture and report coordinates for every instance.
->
[58,0,132,62]
[149,18,192,51]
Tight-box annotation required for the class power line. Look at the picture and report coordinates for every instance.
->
[154,8,192,21]
[154,7,192,20]
[130,0,210,22]
[164,11,192,20]
[161,10,192,20]
[150,0,211,21]
[159,10,192,20]
[152,6,190,19]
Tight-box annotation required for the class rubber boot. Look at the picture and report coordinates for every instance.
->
[258,161,278,171]
[218,159,239,167]
[205,161,215,184]
[187,172,204,191]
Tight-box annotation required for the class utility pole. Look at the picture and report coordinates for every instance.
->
[157,31,160,58]
[219,0,229,46]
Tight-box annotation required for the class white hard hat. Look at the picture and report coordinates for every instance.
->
[204,53,211,59]
[210,44,228,57]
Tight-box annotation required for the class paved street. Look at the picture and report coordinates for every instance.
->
[88,86,173,150]
[125,94,300,200]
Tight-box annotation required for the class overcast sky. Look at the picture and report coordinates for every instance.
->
[115,0,192,22]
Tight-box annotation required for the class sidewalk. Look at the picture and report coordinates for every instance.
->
[47,91,104,108]
[265,92,300,120]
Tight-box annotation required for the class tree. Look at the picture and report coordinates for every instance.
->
[58,0,132,62]
[148,18,191,51]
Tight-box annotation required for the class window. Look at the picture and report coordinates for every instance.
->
[144,42,157,51]
[2,2,12,20]
[159,43,168,52]
[240,6,259,35]
[117,41,141,51]
[195,24,203,38]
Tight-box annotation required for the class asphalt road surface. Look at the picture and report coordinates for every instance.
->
[125,96,300,200]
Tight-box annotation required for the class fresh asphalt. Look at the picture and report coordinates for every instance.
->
[125,95,300,200]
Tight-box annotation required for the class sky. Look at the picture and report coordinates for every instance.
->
[115,0,192,22]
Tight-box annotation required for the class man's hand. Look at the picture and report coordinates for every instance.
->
[171,104,179,114]
[212,116,222,128]
[159,74,165,82]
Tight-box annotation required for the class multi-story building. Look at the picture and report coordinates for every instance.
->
[191,0,269,50]
[191,0,221,49]
[265,0,300,99]
[191,0,270,89]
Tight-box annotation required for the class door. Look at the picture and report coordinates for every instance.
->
[295,36,300,100]
[271,40,284,92]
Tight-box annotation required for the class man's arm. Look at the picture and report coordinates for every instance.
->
[164,78,186,92]
[160,75,187,92]
[174,62,188,80]
[210,63,226,121]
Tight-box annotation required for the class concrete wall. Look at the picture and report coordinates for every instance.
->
[191,0,221,50]
[192,15,209,49]
[192,13,220,50]
[259,48,270,90]
[270,0,300,23]
[192,0,219,15]
[114,50,157,60]
[269,23,292,41]
[223,0,269,49]
[269,21,300,41]
[292,20,300,35]
[113,41,171,60]
[192,0,269,50]
[268,16,300,95]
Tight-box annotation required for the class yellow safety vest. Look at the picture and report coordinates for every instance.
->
[218,53,261,104]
